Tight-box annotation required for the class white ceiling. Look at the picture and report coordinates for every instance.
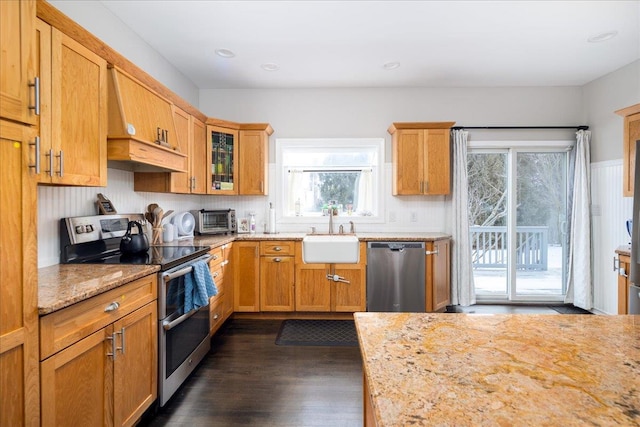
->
[100,0,640,89]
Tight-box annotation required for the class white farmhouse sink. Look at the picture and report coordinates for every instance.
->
[302,235,360,264]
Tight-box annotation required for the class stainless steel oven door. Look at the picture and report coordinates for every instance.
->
[158,254,212,406]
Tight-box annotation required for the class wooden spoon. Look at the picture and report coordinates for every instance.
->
[154,208,163,227]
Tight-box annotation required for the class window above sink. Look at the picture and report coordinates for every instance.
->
[276,138,384,224]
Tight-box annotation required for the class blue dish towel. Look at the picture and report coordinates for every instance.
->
[184,261,218,312]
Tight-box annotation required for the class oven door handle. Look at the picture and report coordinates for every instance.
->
[162,308,201,331]
[162,254,213,282]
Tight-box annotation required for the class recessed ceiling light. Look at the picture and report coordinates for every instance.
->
[215,48,236,58]
[261,63,280,72]
[587,31,618,43]
[383,62,400,70]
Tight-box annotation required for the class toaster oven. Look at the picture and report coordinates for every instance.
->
[191,209,236,235]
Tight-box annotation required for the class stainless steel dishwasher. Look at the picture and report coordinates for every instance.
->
[367,242,425,312]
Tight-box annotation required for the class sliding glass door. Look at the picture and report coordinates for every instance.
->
[469,147,569,301]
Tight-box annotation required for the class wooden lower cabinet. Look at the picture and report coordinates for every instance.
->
[260,255,295,311]
[426,239,451,312]
[294,242,367,312]
[208,243,233,334]
[233,241,260,312]
[260,241,295,311]
[40,276,157,427]
[616,252,630,315]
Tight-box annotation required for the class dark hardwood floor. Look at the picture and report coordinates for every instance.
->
[142,319,363,427]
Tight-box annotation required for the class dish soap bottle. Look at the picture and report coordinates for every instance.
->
[249,213,256,234]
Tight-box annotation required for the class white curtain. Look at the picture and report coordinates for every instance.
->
[565,130,592,309]
[355,169,373,215]
[451,130,476,306]
[287,169,303,213]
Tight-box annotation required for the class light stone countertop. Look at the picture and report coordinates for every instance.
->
[38,232,449,315]
[616,245,631,256]
[354,312,640,427]
[192,231,451,244]
[38,264,159,315]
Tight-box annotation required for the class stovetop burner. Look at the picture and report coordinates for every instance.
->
[80,245,211,270]
[60,213,211,270]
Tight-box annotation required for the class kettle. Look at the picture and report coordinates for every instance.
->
[120,221,150,254]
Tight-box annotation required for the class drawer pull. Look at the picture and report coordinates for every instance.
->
[273,247,282,252]
[28,136,41,174]
[274,258,282,262]
[213,254,219,260]
[115,327,125,354]
[106,333,117,360]
[28,77,40,115]
[425,248,439,256]
[213,272,220,278]
[104,301,120,312]
[213,314,219,320]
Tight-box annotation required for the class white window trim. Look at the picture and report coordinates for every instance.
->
[276,138,385,225]
[468,141,573,303]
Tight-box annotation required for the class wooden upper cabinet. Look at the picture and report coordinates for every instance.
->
[32,19,107,186]
[207,124,239,195]
[616,103,640,197]
[0,0,37,125]
[107,66,187,173]
[168,105,192,193]
[191,117,208,194]
[239,124,273,195]
[389,122,455,195]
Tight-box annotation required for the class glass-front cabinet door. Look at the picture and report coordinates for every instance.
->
[207,125,238,195]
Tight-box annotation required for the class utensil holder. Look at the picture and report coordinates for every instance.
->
[152,227,163,245]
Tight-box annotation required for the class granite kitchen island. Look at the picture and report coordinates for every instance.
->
[354,312,639,426]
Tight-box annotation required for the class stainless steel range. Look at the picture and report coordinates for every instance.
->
[60,214,213,406]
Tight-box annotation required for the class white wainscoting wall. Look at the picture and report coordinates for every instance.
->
[590,159,633,314]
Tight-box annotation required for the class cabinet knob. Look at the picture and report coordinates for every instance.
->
[104,301,120,312]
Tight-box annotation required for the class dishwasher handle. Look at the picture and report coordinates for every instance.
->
[368,242,425,251]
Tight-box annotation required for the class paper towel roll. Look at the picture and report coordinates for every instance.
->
[268,207,276,234]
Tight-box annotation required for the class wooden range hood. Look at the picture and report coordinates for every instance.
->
[107,65,187,173]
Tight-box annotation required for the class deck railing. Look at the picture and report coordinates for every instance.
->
[470,226,548,271]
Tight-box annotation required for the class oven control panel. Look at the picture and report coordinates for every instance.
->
[61,214,145,245]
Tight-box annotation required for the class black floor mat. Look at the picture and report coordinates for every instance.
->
[275,319,359,347]
[549,304,593,314]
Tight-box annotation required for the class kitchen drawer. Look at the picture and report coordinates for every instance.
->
[209,296,225,335]
[40,274,157,360]
[209,246,225,269]
[260,241,295,256]
[210,266,225,301]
